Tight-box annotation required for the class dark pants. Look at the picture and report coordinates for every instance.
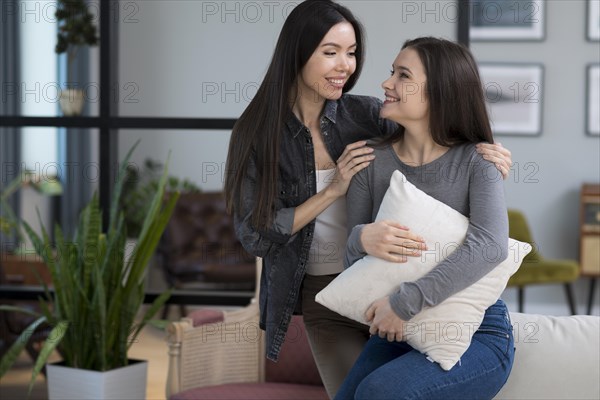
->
[302,273,371,398]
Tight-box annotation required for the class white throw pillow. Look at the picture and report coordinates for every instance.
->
[315,170,531,371]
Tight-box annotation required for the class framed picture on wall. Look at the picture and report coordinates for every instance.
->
[470,0,545,41]
[587,64,600,136]
[478,63,544,136]
[588,0,600,41]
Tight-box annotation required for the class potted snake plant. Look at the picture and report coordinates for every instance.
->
[0,142,179,399]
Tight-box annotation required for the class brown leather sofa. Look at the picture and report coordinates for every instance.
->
[157,192,256,315]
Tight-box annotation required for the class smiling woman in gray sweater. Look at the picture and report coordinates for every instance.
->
[335,37,514,400]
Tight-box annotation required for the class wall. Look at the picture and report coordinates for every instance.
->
[116,0,599,315]
[471,0,600,314]
[117,0,456,189]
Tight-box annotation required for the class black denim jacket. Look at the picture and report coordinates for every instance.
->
[233,94,397,361]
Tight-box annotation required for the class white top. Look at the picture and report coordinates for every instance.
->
[306,169,347,275]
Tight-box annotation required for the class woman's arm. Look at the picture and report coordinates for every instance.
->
[292,141,374,233]
[235,142,374,258]
[345,162,425,268]
[233,153,294,258]
[344,167,374,268]
[389,152,509,321]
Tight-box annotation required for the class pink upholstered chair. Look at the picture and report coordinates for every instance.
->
[166,259,327,400]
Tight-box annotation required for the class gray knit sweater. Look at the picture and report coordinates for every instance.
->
[345,142,509,320]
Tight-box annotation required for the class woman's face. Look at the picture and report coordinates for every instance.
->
[380,47,429,125]
[297,22,357,103]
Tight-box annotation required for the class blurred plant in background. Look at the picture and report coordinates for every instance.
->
[121,159,201,238]
[55,0,99,70]
[0,172,63,247]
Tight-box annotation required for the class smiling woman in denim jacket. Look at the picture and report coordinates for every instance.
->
[223,1,513,397]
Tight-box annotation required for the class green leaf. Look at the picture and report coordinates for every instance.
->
[80,194,101,293]
[38,298,58,326]
[0,316,46,379]
[137,152,172,244]
[28,321,70,395]
[0,195,24,243]
[0,305,42,318]
[0,174,24,200]
[22,220,67,319]
[125,191,179,293]
[21,220,45,264]
[109,140,140,234]
[92,259,107,370]
[101,213,125,296]
[31,178,63,196]
[146,319,170,331]
[128,289,172,349]
[29,215,72,324]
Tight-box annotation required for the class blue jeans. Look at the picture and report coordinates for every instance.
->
[334,300,515,400]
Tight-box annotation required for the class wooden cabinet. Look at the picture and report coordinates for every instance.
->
[580,184,600,276]
[580,184,600,314]
[0,253,51,286]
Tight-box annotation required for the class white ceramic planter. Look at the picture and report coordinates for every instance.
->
[59,88,85,116]
[46,359,147,400]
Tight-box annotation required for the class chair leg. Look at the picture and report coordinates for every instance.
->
[587,278,597,315]
[564,283,577,315]
[517,287,525,312]
[161,304,171,320]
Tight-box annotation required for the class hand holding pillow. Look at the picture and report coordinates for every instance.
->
[315,170,531,370]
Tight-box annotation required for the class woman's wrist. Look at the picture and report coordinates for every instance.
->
[358,223,372,253]
[322,184,343,201]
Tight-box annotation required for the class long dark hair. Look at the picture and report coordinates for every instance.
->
[224,0,365,229]
[382,37,494,147]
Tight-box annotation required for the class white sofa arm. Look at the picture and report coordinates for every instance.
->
[495,312,600,400]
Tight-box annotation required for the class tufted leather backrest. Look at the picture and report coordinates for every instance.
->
[159,192,255,286]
